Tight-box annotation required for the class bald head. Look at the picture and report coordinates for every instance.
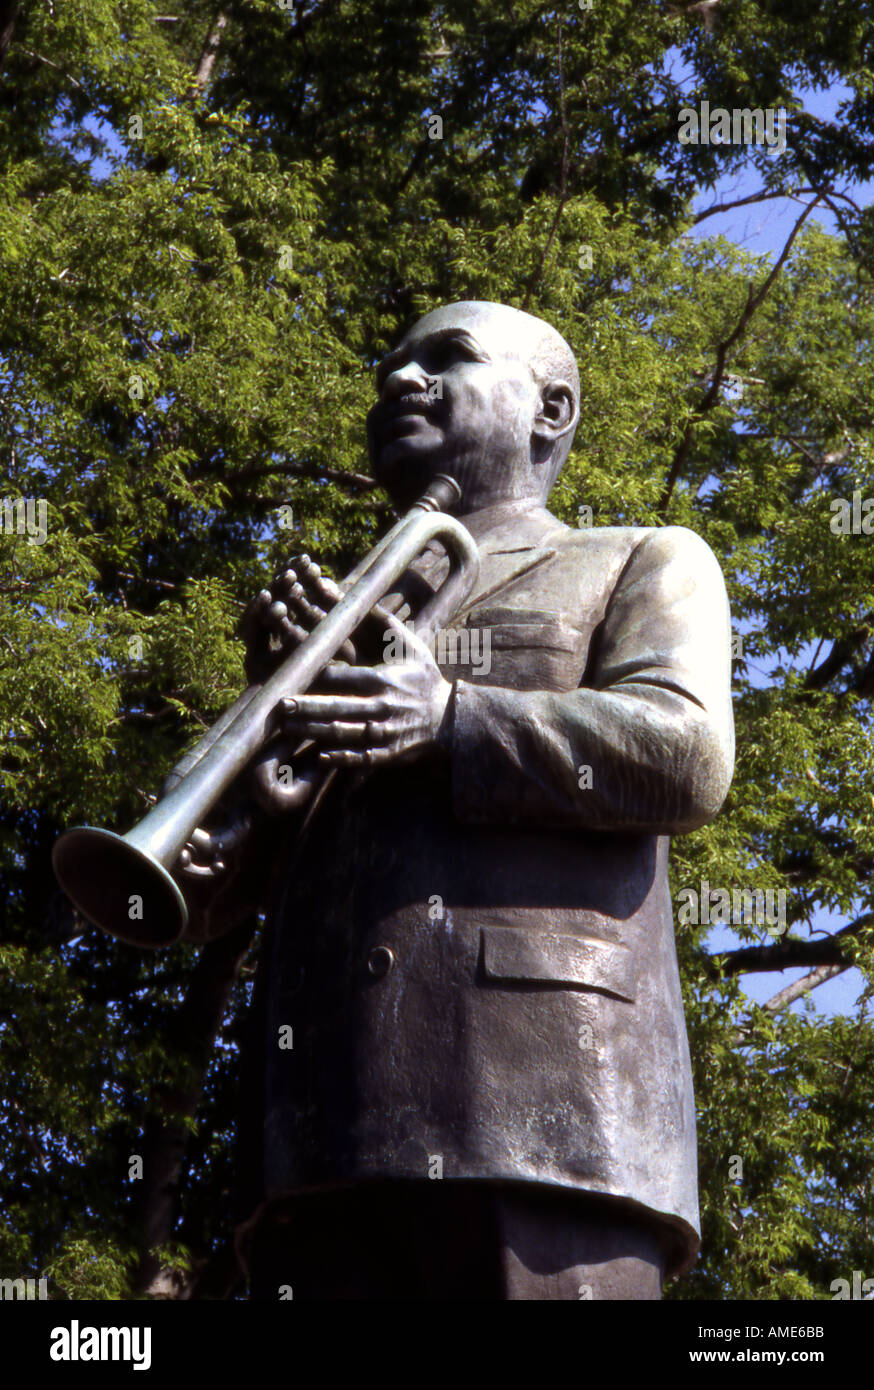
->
[408,302,580,487]
[368,300,580,511]
[410,301,579,391]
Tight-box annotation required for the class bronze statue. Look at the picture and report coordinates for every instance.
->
[55,301,735,1300]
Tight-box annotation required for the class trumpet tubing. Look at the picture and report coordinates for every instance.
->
[52,476,479,947]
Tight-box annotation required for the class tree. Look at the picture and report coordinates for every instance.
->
[1,0,872,1300]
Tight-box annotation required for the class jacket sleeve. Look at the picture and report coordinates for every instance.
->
[443,526,735,834]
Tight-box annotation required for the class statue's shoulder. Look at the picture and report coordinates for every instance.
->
[543,520,726,607]
[548,517,721,570]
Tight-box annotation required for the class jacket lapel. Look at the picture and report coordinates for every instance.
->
[456,547,557,621]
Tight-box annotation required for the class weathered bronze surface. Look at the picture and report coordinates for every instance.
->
[233,301,735,1298]
[56,300,735,1299]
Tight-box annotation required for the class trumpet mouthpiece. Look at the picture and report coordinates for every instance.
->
[416,474,461,514]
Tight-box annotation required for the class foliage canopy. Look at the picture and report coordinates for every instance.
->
[1,0,873,1299]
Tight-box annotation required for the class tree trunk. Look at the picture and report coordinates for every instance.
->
[131,913,257,1298]
[0,1,19,70]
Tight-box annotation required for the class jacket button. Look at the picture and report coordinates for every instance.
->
[367,946,395,978]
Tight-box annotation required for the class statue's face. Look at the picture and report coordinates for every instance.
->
[367,304,547,510]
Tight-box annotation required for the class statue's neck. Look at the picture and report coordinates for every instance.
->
[457,496,549,541]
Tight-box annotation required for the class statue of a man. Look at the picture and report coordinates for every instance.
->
[209,301,734,1299]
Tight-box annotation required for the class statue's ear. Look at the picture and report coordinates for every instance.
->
[532,381,578,445]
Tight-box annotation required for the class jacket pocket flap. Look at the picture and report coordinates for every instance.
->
[485,622,580,653]
[481,926,634,1002]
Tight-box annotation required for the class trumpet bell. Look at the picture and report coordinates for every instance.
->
[52,826,189,947]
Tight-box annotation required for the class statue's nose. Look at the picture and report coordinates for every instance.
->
[381,359,429,401]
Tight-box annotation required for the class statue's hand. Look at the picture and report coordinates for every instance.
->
[241,555,356,684]
[278,634,453,769]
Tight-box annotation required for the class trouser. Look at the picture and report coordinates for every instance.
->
[243,1181,670,1300]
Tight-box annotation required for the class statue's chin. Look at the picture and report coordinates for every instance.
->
[374,450,529,517]
[373,442,451,508]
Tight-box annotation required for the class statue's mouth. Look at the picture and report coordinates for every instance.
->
[373,394,441,432]
[368,398,448,502]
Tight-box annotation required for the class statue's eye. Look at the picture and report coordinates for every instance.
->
[429,342,454,368]
[430,339,472,371]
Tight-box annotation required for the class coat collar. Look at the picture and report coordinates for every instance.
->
[408,502,566,619]
[457,501,566,552]
[452,504,566,617]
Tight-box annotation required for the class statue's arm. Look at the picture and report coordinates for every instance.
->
[441,526,735,835]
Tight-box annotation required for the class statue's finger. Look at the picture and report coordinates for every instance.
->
[317,664,384,690]
[242,588,272,627]
[318,746,393,768]
[288,589,328,628]
[313,575,343,604]
[272,569,298,598]
[289,719,390,748]
[281,695,389,721]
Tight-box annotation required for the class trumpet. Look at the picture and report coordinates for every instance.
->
[52,474,480,948]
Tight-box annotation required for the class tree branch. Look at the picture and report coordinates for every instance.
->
[805,624,870,690]
[521,15,569,313]
[761,963,848,1015]
[0,0,18,70]
[131,913,257,1298]
[692,185,827,225]
[659,195,821,515]
[16,47,85,91]
[191,9,227,92]
[706,910,874,979]
[230,459,377,492]
[115,570,182,591]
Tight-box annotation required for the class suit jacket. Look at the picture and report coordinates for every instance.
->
[253,500,734,1277]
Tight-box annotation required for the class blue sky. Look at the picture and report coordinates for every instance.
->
[689,79,874,257]
[685,78,873,1021]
